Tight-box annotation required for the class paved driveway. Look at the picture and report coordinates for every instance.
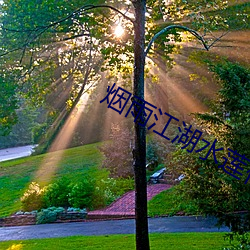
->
[0,145,36,162]
[0,216,230,241]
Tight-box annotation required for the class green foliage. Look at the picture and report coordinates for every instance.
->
[168,61,250,233]
[168,141,250,232]
[223,232,250,250]
[113,177,135,197]
[0,74,18,136]
[0,0,237,111]
[67,207,86,213]
[25,178,94,211]
[92,178,118,208]
[20,170,133,212]
[68,180,94,209]
[20,182,45,212]
[208,2,250,30]
[32,123,48,144]
[0,104,44,148]
[168,144,238,214]
[93,177,134,209]
[211,62,250,111]
[146,134,173,171]
[195,61,250,159]
[36,206,64,224]
[43,178,71,208]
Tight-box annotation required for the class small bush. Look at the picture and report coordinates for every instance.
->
[21,182,45,211]
[67,207,86,213]
[68,180,94,209]
[223,233,250,250]
[36,206,64,224]
[92,178,116,208]
[147,135,174,172]
[32,123,48,144]
[43,177,71,208]
[112,177,134,197]
[92,177,134,209]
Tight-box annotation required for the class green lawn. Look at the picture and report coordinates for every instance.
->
[148,186,199,217]
[0,233,231,250]
[0,143,104,217]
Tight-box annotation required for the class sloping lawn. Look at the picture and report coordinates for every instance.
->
[0,143,104,217]
[0,233,230,250]
[148,186,199,217]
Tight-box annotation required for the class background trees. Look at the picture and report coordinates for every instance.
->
[0,74,18,136]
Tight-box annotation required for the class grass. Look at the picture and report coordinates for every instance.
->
[148,186,199,217]
[0,143,104,217]
[0,233,231,250]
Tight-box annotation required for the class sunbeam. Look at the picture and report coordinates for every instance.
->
[35,92,90,184]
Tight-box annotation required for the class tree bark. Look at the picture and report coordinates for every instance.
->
[132,1,150,250]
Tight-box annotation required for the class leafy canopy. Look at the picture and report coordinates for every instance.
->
[0,0,247,134]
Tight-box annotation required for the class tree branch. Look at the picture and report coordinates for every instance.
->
[37,4,134,31]
[1,4,134,34]
[145,25,210,56]
[0,4,134,57]
[205,30,230,49]
[83,5,134,23]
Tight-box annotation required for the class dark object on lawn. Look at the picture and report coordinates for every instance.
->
[149,168,165,184]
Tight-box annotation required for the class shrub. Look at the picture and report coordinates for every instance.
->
[112,177,134,197]
[21,182,45,211]
[32,123,47,144]
[167,142,236,214]
[67,207,86,213]
[36,206,64,224]
[68,180,94,209]
[147,135,173,171]
[223,232,250,250]
[92,178,116,209]
[166,61,250,234]
[92,177,134,209]
[43,177,71,208]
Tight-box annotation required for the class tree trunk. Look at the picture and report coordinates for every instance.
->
[132,1,150,250]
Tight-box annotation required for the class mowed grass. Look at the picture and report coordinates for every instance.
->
[0,143,104,217]
[0,233,230,250]
[148,186,199,217]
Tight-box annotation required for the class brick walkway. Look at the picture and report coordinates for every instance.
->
[88,184,171,219]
